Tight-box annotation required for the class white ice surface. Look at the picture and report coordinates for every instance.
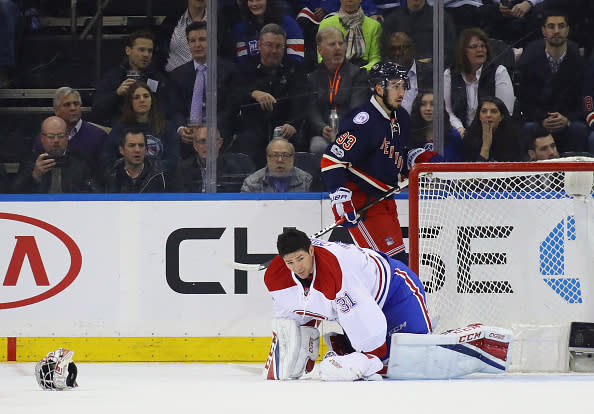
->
[2,362,594,413]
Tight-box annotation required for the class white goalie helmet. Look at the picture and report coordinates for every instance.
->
[35,348,78,390]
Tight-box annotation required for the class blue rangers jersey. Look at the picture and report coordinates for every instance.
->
[321,96,411,196]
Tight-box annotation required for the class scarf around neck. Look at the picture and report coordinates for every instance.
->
[339,7,366,61]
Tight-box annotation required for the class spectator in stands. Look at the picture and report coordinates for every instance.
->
[445,27,515,137]
[170,125,254,192]
[168,21,239,158]
[0,163,9,192]
[306,26,369,155]
[517,10,589,153]
[317,0,382,71]
[382,31,433,113]
[235,24,308,168]
[241,138,313,192]
[296,0,382,71]
[382,0,456,66]
[32,87,107,166]
[12,116,100,193]
[582,59,594,153]
[158,0,207,72]
[431,0,489,36]
[104,128,166,193]
[232,0,304,65]
[374,0,404,17]
[101,81,180,174]
[482,0,544,48]
[0,0,20,87]
[526,125,559,160]
[92,30,168,126]
[462,96,524,161]
[407,90,463,168]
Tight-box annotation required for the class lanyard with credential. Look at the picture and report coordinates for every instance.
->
[328,62,343,110]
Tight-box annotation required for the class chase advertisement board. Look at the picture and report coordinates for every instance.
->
[2,198,391,337]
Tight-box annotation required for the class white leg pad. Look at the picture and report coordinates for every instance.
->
[386,324,513,379]
[263,319,320,380]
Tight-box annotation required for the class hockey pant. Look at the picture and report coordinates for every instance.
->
[348,186,406,260]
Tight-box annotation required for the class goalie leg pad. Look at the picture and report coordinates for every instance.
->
[319,351,383,381]
[263,319,320,380]
[386,324,513,379]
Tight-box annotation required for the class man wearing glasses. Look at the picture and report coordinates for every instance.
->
[31,87,107,166]
[382,31,432,113]
[241,138,312,192]
[170,125,254,193]
[12,116,99,193]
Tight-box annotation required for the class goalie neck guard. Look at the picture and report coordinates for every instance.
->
[35,348,78,390]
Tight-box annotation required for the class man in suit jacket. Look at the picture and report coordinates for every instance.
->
[168,21,239,158]
[382,0,456,67]
[382,31,433,114]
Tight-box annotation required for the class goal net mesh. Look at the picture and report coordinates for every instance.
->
[409,160,594,371]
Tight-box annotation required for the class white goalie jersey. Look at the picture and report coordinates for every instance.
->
[264,239,392,354]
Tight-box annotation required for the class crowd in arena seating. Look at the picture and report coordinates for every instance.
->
[1,0,593,193]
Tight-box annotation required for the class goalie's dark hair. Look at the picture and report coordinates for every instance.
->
[277,228,311,257]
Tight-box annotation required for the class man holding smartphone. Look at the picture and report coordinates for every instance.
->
[11,116,100,193]
[483,0,544,46]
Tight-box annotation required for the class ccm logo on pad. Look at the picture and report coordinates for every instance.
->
[0,213,82,309]
[458,332,482,343]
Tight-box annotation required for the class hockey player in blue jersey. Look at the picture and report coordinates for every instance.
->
[321,61,411,263]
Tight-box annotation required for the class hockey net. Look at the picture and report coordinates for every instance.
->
[408,159,594,372]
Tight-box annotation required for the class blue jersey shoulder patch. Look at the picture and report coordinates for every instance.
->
[353,112,370,124]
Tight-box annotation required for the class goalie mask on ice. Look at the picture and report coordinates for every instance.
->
[35,348,78,390]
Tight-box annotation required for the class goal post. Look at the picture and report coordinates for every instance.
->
[408,160,594,372]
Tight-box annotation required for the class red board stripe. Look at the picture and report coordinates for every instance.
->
[7,337,16,361]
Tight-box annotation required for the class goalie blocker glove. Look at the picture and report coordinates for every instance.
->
[263,319,320,380]
[35,348,79,390]
[329,187,358,227]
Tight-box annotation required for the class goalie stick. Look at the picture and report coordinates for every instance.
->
[225,179,409,272]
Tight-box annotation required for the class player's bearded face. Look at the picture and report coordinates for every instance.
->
[381,80,406,112]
